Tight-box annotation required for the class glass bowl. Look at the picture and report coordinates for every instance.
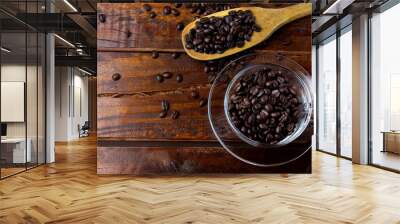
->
[224,64,312,148]
[208,52,313,167]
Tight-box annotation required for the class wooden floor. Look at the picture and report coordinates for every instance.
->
[0,137,400,224]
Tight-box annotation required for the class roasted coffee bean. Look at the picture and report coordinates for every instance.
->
[163,6,172,15]
[177,22,184,31]
[112,73,121,81]
[126,30,132,38]
[176,74,183,83]
[171,110,180,120]
[162,72,173,79]
[159,111,168,118]
[228,66,302,144]
[161,100,170,112]
[172,52,180,59]
[99,14,106,23]
[143,4,152,11]
[174,3,182,8]
[199,98,207,107]
[191,90,199,99]
[149,11,157,18]
[171,8,180,16]
[184,10,261,54]
[156,74,164,83]
[152,51,159,59]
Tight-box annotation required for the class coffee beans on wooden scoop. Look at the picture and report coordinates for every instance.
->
[228,67,301,144]
[184,10,261,54]
[185,3,233,16]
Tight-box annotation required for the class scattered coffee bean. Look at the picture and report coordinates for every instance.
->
[99,14,106,23]
[199,98,207,107]
[177,22,184,31]
[184,10,261,54]
[149,11,157,18]
[163,6,172,15]
[159,111,167,118]
[171,110,180,120]
[176,74,183,83]
[161,100,170,112]
[174,3,182,8]
[156,74,164,83]
[172,52,180,59]
[161,72,173,79]
[143,4,152,12]
[112,73,121,81]
[152,51,159,59]
[191,90,199,99]
[171,8,180,16]
[228,66,301,144]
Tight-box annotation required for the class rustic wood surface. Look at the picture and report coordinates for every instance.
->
[97,3,312,174]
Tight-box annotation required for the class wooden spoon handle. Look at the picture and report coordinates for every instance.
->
[278,3,312,24]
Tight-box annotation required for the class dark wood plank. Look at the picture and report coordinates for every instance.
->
[97,146,311,174]
[97,51,311,94]
[97,87,216,140]
[97,3,311,53]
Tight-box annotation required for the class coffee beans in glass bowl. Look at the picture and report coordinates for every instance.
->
[224,64,312,147]
[184,10,261,54]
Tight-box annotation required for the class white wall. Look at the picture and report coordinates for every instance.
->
[54,67,89,141]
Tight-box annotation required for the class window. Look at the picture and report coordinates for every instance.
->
[370,2,400,171]
[317,35,337,154]
[339,27,352,158]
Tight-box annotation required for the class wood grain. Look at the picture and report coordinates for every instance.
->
[97,3,312,174]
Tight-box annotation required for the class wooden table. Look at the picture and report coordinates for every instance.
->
[97,3,312,175]
[381,131,400,154]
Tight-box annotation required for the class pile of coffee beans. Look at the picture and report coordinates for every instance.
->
[185,10,261,54]
[228,67,302,144]
[185,3,233,16]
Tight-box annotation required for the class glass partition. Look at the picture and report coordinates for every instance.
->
[317,35,337,154]
[0,1,46,179]
[370,3,400,171]
[339,27,352,158]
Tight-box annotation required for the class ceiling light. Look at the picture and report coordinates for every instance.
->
[323,0,355,15]
[63,0,78,12]
[78,67,94,76]
[1,47,11,53]
[54,34,75,48]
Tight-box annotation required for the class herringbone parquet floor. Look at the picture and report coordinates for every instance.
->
[1,136,400,224]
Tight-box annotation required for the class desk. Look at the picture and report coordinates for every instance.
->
[1,138,31,163]
[382,131,400,154]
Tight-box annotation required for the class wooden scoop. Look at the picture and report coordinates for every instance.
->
[181,3,311,61]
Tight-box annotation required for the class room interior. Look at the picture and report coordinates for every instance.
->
[0,0,400,223]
